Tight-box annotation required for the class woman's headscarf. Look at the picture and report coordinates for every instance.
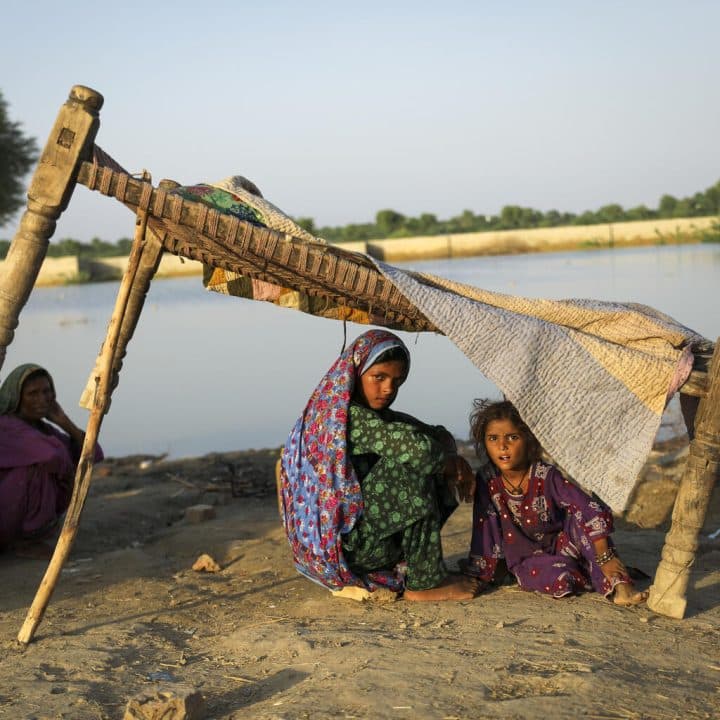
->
[280,329,410,590]
[0,364,53,416]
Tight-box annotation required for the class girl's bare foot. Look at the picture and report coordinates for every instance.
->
[612,582,648,607]
[403,575,479,602]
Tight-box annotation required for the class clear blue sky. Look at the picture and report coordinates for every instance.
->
[1,0,718,242]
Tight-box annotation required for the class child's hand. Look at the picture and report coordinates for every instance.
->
[598,555,628,579]
[445,455,476,503]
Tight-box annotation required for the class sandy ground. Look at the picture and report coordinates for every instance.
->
[1,443,719,720]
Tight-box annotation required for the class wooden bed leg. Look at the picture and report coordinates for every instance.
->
[78,229,164,411]
[647,338,720,619]
[79,180,177,410]
[0,85,102,372]
[17,208,149,645]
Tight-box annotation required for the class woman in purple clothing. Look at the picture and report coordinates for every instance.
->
[464,400,646,606]
[0,364,103,556]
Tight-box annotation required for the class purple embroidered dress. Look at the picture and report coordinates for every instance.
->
[466,461,629,597]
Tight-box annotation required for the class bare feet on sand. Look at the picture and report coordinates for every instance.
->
[612,582,648,607]
[403,575,480,602]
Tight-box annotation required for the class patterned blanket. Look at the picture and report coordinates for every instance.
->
[192,177,704,510]
[191,177,377,326]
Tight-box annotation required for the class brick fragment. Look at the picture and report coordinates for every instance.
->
[123,686,205,720]
[184,504,216,523]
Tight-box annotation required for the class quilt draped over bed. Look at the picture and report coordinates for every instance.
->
[191,176,704,510]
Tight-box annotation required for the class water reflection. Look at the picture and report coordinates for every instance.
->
[4,243,718,458]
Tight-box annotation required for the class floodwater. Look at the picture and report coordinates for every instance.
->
[3,243,719,459]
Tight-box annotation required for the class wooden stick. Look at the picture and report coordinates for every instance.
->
[647,337,720,619]
[679,346,713,398]
[0,86,102,373]
[17,208,149,644]
[78,226,164,411]
[78,177,172,411]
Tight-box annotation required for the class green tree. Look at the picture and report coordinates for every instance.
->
[88,236,117,256]
[375,209,406,237]
[672,199,692,218]
[596,203,625,223]
[703,180,720,213]
[343,223,376,241]
[499,205,523,229]
[47,237,83,257]
[414,213,439,235]
[658,194,677,218]
[539,210,565,227]
[499,205,542,229]
[0,90,38,226]
[573,210,599,225]
[625,205,654,221]
[116,237,133,254]
[454,209,478,232]
[294,216,317,235]
[317,225,343,243]
[688,191,711,217]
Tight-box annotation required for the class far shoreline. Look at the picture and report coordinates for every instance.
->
[3,214,717,287]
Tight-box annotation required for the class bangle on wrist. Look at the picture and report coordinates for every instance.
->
[595,547,617,566]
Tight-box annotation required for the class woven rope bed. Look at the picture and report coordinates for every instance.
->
[77,151,437,334]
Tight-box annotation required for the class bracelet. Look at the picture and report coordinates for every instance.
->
[595,547,617,566]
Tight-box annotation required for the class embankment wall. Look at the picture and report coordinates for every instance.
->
[2,216,716,286]
[26,254,204,287]
[366,216,717,262]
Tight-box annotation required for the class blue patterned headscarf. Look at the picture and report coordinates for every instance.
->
[279,329,410,590]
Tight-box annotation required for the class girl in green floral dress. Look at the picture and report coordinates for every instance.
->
[280,329,477,601]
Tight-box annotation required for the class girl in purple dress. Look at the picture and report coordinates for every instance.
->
[464,400,647,606]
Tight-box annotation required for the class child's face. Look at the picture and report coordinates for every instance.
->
[356,360,407,411]
[484,418,529,473]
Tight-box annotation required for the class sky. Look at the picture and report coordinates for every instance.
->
[1,0,719,243]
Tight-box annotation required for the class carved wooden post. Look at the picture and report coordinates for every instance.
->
[0,85,103,372]
[647,338,720,618]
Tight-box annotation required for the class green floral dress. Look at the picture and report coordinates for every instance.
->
[341,402,458,591]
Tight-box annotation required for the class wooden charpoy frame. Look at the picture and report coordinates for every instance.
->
[0,86,718,644]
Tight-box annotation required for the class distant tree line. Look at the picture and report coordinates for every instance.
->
[1,181,718,260]
[0,236,134,260]
[296,178,720,243]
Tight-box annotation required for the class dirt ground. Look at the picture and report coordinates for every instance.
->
[1,443,719,720]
